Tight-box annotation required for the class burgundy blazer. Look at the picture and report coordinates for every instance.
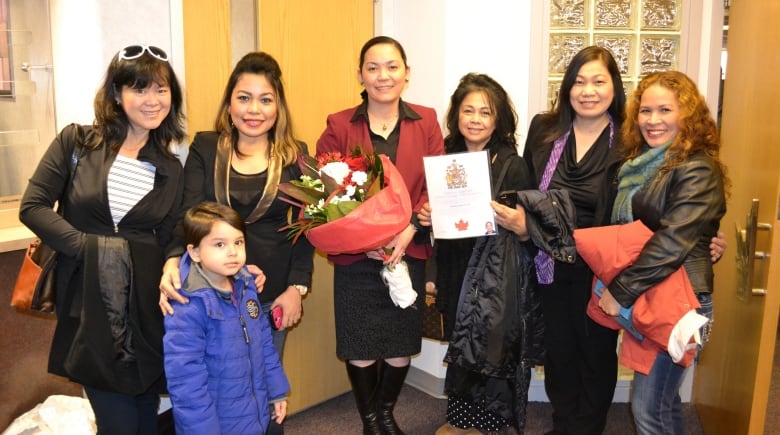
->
[316,101,444,264]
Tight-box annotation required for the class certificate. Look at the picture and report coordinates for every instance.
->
[423,150,495,239]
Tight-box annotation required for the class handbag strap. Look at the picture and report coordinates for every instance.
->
[492,155,514,199]
[57,125,85,216]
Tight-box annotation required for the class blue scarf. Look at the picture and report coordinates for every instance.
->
[611,143,670,224]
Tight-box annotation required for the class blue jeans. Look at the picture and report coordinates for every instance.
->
[631,293,714,435]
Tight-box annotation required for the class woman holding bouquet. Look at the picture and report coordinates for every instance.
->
[315,35,444,435]
[158,51,313,434]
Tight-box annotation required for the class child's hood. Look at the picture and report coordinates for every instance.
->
[178,252,252,294]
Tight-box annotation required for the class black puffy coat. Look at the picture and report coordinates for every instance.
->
[444,189,576,431]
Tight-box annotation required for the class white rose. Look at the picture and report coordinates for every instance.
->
[320,161,351,185]
[351,171,368,186]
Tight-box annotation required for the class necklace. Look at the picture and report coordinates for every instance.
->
[372,113,398,133]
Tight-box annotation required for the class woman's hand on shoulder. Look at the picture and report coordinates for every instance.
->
[246,264,266,292]
[159,256,186,315]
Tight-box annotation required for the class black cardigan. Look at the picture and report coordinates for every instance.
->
[19,123,184,394]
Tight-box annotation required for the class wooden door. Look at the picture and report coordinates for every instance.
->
[181,0,231,136]
[258,0,374,413]
[693,1,780,433]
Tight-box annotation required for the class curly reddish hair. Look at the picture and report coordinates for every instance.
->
[621,71,730,195]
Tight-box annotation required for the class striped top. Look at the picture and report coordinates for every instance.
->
[107,154,157,227]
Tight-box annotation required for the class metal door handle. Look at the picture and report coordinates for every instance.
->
[735,199,773,297]
[20,63,53,72]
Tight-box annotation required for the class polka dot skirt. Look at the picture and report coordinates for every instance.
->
[446,395,511,432]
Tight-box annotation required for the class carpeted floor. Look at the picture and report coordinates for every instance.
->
[0,249,82,431]
[283,385,704,435]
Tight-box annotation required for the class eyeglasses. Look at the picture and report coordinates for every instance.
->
[118,45,169,62]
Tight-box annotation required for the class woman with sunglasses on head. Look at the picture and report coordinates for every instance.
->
[157,51,313,434]
[19,44,186,434]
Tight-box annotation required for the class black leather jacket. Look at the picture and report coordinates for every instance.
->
[605,152,726,307]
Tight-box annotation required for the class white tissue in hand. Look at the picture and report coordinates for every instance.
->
[381,261,417,308]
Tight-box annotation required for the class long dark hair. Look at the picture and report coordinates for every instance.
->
[91,46,185,156]
[444,73,518,154]
[214,51,301,166]
[539,45,625,143]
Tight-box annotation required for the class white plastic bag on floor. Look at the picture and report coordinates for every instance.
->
[381,261,417,309]
[3,395,96,435]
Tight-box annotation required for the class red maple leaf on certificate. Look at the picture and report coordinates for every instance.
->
[454,219,469,231]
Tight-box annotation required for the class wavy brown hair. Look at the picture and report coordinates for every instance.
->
[621,71,730,194]
[214,52,302,166]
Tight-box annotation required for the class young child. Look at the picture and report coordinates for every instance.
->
[163,201,290,434]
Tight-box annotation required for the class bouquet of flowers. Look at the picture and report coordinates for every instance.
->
[278,147,417,307]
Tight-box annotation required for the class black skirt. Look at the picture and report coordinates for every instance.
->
[334,257,425,360]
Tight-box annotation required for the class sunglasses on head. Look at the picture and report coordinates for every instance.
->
[118,45,169,62]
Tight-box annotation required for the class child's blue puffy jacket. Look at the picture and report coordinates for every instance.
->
[164,253,289,434]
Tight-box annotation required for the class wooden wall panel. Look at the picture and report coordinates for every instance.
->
[182,0,232,137]
[258,0,373,413]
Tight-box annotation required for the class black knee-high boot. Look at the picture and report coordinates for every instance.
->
[346,362,383,435]
[377,361,410,435]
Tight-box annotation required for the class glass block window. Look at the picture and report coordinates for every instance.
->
[547,0,682,109]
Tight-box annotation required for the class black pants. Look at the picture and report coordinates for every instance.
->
[541,261,619,435]
[84,386,159,435]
